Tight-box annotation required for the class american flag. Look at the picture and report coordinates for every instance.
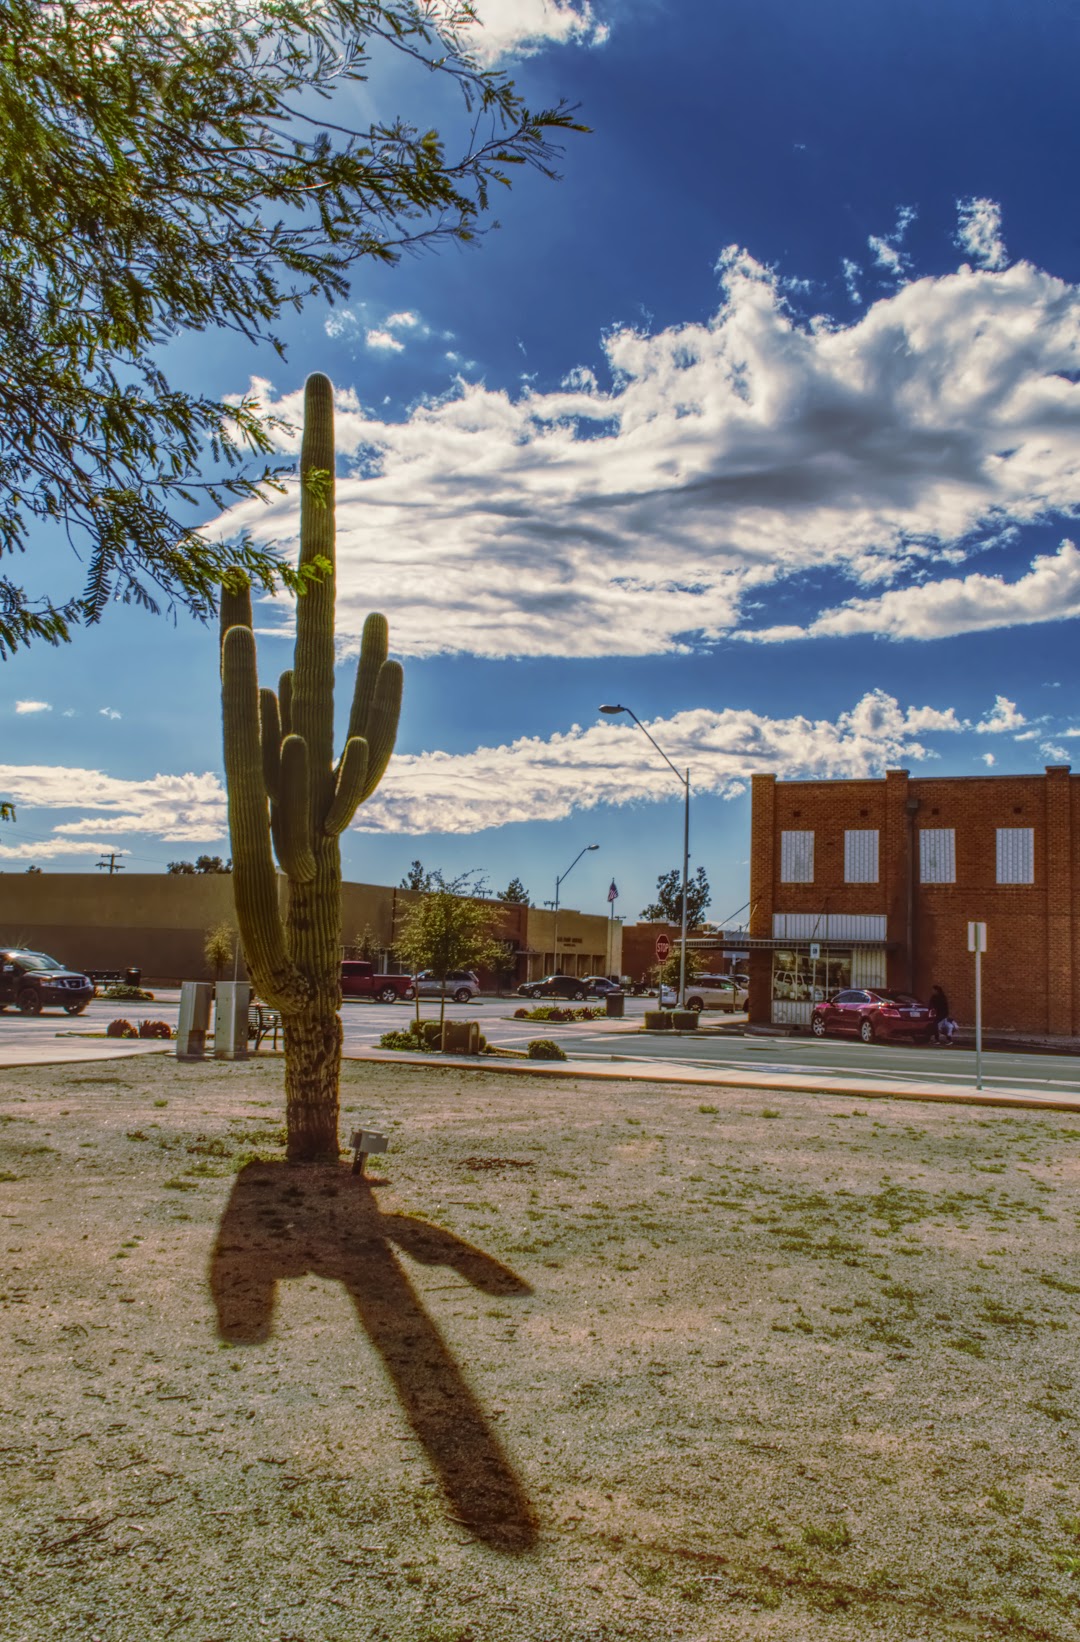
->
[607,880,618,903]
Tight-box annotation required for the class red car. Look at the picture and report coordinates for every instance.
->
[810,988,934,1044]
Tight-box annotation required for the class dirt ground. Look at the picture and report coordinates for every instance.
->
[2,1054,1079,1642]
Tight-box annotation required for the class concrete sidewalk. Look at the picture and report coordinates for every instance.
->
[1,1034,1078,1116]
[348,1047,1080,1115]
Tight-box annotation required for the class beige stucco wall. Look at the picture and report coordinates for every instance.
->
[0,874,621,985]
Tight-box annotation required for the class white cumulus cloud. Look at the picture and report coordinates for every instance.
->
[212,247,1080,661]
[459,0,607,61]
[0,690,984,845]
[365,329,405,353]
[956,197,1008,271]
[976,695,1026,734]
[15,700,51,714]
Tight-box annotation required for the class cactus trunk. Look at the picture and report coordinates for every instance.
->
[220,373,403,1162]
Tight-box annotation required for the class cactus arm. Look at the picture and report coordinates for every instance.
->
[324,736,369,836]
[346,613,389,743]
[359,660,403,801]
[260,689,281,804]
[278,670,293,738]
[277,735,317,883]
[219,581,253,655]
[221,626,308,1011]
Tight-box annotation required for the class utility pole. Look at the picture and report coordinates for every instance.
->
[96,852,125,874]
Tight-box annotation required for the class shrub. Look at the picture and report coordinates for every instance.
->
[378,1029,424,1052]
[643,1010,673,1031]
[106,1018,138,1038]
[103,984,155,1002]
[417,1020,444,1050]
[526,1038,567,1060]
[138,1019,173,1039]
[513,1007,529,1019]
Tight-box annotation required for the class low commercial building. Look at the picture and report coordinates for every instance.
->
[749,764,1078,1034]
[0,873,618,991]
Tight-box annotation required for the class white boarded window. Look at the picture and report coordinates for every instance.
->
[997,827,1034,884]
[919,828,955,884]
[844,829,879,883]
[780,830,814,883]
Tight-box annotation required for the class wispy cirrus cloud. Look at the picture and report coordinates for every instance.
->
[956,197,1008,270]
[740,541,1080,644]
[214,247,1080,661]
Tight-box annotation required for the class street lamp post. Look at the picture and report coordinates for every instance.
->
[600,704,691,1008]
[550,844,599,972]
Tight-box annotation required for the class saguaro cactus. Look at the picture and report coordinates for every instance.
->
[220,373,402,1161]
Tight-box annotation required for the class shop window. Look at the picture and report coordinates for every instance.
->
[844,829,879,883]
[772,948,851,1006]
[996,827,1034,884]
[919,828,955,884]
[780,830,814,883]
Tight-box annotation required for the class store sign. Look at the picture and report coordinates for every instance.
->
[967,922,988,953]
[809,942,820,960]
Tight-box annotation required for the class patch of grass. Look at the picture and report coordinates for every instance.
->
[162,1177,199,1191]
[153,1098,168,1108]
[801,1521,851,1551]
[1039,1273,1080,1295]
[987,1485,1021,1514]
[698,1104,718,1114]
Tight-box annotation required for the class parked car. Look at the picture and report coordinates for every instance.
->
[660,974,749,1013]
[340,960,414,1004]
[412,969,481,1003]
[517,974,590,1002]
[0,949,94,1015]
[810,988,934,1044]
[581,976,624,998]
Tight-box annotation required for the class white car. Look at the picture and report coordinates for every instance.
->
[412,969,481,1003]
[661,974,749,1013]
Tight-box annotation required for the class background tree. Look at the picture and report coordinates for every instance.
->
[653,949,702,993]
[497,876,530,905]
[640,866,712,927]
[0,0,585,656]
[167,861,197,875]
[394,873,503,1032]
[204,920,237,980]
[168,855,232,873]
[400,859,437,893]
[350,923,381,964]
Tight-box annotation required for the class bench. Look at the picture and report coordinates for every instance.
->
[248,1001,282,1050]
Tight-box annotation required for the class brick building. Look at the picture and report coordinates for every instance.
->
[749,764,1078,1034]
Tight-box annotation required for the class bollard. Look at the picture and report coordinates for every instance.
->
[176,982,213,1061]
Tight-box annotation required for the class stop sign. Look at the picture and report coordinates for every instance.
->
[655,934,671,961]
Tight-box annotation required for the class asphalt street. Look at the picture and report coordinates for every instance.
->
[5,989,1080,1101]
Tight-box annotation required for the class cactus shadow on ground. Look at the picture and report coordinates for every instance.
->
[209,1161,538,1552]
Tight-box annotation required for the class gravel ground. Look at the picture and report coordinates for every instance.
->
[1,1055,1079,1642]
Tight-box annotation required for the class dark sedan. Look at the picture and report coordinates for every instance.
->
[517,974,590,1002]
[811,988,934,1044]
[0,949,95,1015]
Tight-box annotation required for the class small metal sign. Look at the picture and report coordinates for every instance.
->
[967,922,987,953]
[655,934,672,961]
[809,942,820,960]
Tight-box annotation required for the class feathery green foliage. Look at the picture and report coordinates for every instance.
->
[0,0,586,656]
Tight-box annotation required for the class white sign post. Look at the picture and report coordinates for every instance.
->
[968,922,987,1090]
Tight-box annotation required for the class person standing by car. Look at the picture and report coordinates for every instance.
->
[928,983,954,1045]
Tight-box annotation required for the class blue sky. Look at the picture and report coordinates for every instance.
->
[4,0,1080,932]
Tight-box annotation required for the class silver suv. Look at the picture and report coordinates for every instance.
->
[412,969,481,1003]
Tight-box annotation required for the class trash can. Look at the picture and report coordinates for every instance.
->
[125,966,141,987]
[605,992,625,1018]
